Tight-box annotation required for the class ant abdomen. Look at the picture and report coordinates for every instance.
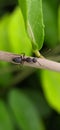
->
[12,56,22,63]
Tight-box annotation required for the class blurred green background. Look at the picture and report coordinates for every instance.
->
[0,0,60,130]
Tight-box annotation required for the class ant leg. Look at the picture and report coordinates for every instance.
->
[37,61,42,66]
[23,53,25,57]
[21,53,25,57]
[19,53,25,63]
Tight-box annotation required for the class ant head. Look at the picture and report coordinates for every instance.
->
[33,58,37,63]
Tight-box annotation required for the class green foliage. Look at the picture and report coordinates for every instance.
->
[43,0,58,47]
[18,0,27,28]
[0,14,13,87]
[9,90,44,130]
[8,7,32,55]
[0,100,13,130]
[41,70,60,112]
[0,0,60,130]
[0,14,10,51]
[58,6,60,42]
[19,0,44,51]
[23,90,51,118]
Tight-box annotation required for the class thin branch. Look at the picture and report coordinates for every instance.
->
[0,50,60,72]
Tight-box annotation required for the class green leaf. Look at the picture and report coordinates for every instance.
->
[43,0,58,47]
[0,100,14,130]
[41,70,60,113]
[8,7,32,55]
[0,14,10,51]
[18,0,27,28]
[27,0,44,50]
[0,15,12,87]
[58,5,60,42]
[18,0,44,51]
[9,89,44,130]
[0,62,13,87]
[23,90,51,118]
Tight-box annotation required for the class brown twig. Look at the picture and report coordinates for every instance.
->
[0,50,60,72]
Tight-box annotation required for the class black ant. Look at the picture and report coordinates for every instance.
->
[12,54,37,64]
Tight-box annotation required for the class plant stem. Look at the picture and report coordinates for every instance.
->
[33,50,44,58]
[0,50,60,72]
